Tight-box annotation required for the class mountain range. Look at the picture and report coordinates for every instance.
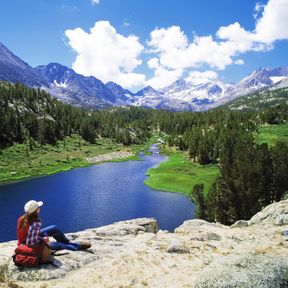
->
[0,42,288,111]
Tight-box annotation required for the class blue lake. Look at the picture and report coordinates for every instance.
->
[0,145,195,242]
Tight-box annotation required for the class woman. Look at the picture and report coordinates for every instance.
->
[17,200,91,251]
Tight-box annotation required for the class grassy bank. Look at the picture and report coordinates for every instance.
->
[256,123,288,146]
[144,147,219,196]
[0,135,134,183]
[144,124,287,197]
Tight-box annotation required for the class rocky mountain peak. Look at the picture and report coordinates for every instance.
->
[135,85,161,96]
[36,63,117,106]
[1,42,288,111]
[0,42,47,87]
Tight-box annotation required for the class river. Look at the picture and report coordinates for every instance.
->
[0,145,195,242]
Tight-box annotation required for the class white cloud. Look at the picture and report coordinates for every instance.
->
[147,27,236,76]
[147,58,159,69]
[185,71,218,85]
[235,59,244,65]
[65,21,146,89]
[217,22,254,53]
[147,57,183,89]
[254,0,288,43]
[65,0,288,90]
[146,66,183,89]
[147,26,188,52]
[146,0,288,89]
[217,0,288,46]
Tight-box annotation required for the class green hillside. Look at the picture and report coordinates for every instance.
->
[223,87,288,111]
[0,136,128,182]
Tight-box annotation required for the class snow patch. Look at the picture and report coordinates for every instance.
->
[270,76,287,83]
[53,80,68,88]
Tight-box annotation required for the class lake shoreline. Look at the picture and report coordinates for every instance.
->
[0,151,137,185]
[144,146,219,196]
[0,143,195,242]
[0,134,163,185]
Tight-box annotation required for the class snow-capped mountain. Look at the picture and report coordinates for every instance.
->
[130,86,193,111]
[0,41,288,111]
[36,63,115,109]
[155,66,288,110]
[271,77,288,90]
[161,80,233,109]
[236,66,288,91]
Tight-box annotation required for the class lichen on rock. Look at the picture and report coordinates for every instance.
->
[194,253,288,288]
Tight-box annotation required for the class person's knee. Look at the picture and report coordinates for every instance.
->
[49,225,58,231]
[46,225,61,234]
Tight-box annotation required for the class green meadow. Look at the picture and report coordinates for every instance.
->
[145,123,288,196]
[0,135,132,183]
[145,147,219,196]
[256,124,288,146]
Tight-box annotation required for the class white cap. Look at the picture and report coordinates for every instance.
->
[24,200,43,214]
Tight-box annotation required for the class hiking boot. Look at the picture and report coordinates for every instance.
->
[78,242,91,250]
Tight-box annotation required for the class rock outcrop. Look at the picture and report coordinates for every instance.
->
[0,201,287,288]
[85,152,134,163]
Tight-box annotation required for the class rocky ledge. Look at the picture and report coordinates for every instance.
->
[0,200,287,288]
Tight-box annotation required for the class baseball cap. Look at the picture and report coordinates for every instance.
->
[24,200,43,214]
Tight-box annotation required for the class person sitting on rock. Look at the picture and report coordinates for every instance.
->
[17,200,91,252]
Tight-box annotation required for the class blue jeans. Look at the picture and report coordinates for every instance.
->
[40,225,80,251]
[40,225,69,243]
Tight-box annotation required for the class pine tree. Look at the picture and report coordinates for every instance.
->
[191,184,206,219]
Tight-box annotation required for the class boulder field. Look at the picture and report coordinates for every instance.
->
[0,200,287,288]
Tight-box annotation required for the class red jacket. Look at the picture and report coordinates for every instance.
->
[17,215,29,246]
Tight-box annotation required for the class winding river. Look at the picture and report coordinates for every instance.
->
[0,145,195,242]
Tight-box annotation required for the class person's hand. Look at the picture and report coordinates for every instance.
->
[44,237,49,243]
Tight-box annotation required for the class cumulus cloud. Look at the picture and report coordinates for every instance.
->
[147,27,235,75]
[65,0,288,90]
[146,0,288,88]
[147,58,160,69]
[65,21,146,88]
[254,0,288,43]
[147,56,183,89]
[146,66,183,89]
[185,71,218,85]
[147,26,188,52]
[217,22,254,52]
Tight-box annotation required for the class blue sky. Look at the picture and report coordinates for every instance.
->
[1,0,288,90]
